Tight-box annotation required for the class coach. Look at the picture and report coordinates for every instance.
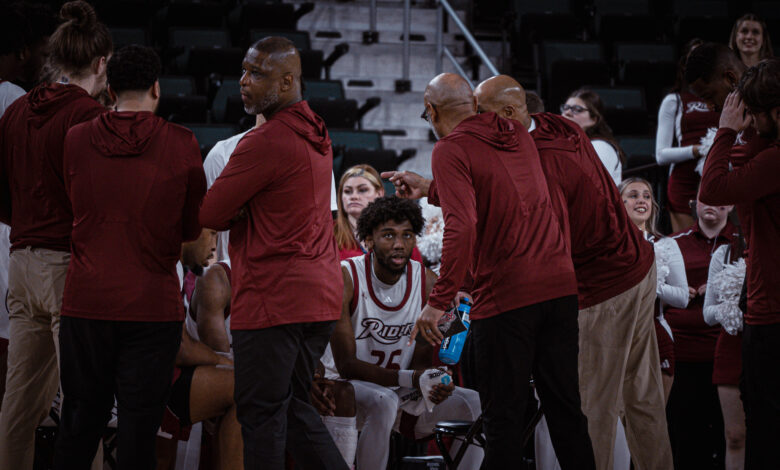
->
[385,73,595,469]
[199,37,346,470]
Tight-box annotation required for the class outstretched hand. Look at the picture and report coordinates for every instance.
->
[380,171,431,199]
[719,91,751,133]
[410,304,445,346]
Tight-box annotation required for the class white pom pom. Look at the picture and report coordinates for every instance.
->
[695,127,718,176]
[711,258,747,334]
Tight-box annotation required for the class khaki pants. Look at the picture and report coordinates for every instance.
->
[578,265,673,470]
[0,247,69,469]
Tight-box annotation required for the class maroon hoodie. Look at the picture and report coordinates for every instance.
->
[427,112,577,319]
[200,100,342,329]
[530,113,654,309]
[61,111,205,322]
[0,83,106,251]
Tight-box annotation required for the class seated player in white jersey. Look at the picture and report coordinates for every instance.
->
[156,229,243,470]
[321,196,484,470]
[187,257,233,353]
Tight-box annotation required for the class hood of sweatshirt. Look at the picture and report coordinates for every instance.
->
[90,111,165,157]
[27,83,93,129]
[274,100,332,155]
[530,112,583,152]
[445,112,525,152]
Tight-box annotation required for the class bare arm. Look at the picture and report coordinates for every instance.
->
[176,328,232,368]
[192,264,232,352]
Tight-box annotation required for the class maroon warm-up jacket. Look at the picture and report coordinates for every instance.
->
[61,111,206,322]
[426,112,577,320]
[0,83,105,251]
[530,113,655,309]
[199,101,342,330]
[700,129,780,325]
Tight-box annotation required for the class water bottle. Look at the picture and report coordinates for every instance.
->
[438,297,472,365]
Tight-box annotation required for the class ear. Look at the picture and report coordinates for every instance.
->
[363,235,374,251]
[502,105,515,119]
[94,55,108,75]
[106,85,118,104]
[724,69,739,89]
[151,80,160,100]
[280,72,293,92]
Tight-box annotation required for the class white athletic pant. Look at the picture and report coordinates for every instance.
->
[351,380,484,470]
[534,414,630,470]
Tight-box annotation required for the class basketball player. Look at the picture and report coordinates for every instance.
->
[321,196,483,470]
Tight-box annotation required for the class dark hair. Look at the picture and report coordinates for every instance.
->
[0,2,57,57]
[684,42,744,85]
[671,38,705,94]
[356,196,424,242]
[730,14,774,62]
[738,58,780,114]
[568,88,626,167]
[49,1,112,77]
[107,45,161,94]
[525,90,545,114]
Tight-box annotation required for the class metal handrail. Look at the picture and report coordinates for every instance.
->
[435,0,499,80]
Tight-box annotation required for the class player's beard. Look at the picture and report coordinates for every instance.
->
[375,249,410,275]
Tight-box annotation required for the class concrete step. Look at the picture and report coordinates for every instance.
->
[310,29,462,46]
[297,2,465,35]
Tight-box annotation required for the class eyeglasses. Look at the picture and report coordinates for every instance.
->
[560,104,587,114]
[420,103,438,122]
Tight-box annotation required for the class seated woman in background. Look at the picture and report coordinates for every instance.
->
[334,164,422,263]
[561,88,625,186]
[619,177,689,401]
[703,229,747,470]
[656,38,720,233]
[730,13,774,67]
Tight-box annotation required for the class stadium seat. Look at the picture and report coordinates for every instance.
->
[211,78,241,123]
[619,135,656,168]
[587,86,649,135]
[157,95,209,124]
[158,0,226,29]
[93,0,155,28]
[168,28,235,78]
[599,15,665,43]
[540,41,604,78]
[303,80,345,101]
[673,1,731,45]
[547,60,611,111]
[308,98,359,129]
[593,0,650,15]
[615,43,676,110]
[159,76,197,97]
[341,148,399,177]
[185,124,240,159]
[235,2,314,38]
[514,0,572,14]
[329,130,384,151]
[110,28,150,48]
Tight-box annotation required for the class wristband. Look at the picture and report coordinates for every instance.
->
[398,370,415,388]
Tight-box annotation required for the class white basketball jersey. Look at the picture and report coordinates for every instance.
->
[322,254,426,379]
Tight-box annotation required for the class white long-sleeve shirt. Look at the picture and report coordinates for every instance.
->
[654,237,690,309]
[591,139,622,186]
[655,93,698,165]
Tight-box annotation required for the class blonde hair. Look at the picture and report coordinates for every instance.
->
[334,165,384,251]
[619,177,661,239]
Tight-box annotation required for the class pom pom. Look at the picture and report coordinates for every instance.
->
[417,198,444,273]
[695,127,718,176]
[710,258,747,334]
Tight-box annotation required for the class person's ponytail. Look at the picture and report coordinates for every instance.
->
[49,1,112,77]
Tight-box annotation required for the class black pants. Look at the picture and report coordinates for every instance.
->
[54,316,181,470]
[471,295,595,470]
[742,323,780,469]
[232,321,347,470]
[666,361,725,470]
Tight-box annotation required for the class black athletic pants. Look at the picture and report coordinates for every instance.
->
[666,361,725,470]
[471,295,595,470]
[232,320,347,470]
[54,316,181,470]
[742,322,780,470]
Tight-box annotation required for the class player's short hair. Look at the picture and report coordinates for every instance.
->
[250,36,297,55]
[356,196,424,241]
[525,90,545,114]
[684,42,743,84]
[738,58,780,113]
[107,45,161,94]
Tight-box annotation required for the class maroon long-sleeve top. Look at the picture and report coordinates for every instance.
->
[61,111,205,322]
[426,112,577,320]
[199,101,342,330]
[0,83,105,251]
[700,128,780,325]
[530,113,655,309]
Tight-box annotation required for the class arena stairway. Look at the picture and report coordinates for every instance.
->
[290,0,501,179]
